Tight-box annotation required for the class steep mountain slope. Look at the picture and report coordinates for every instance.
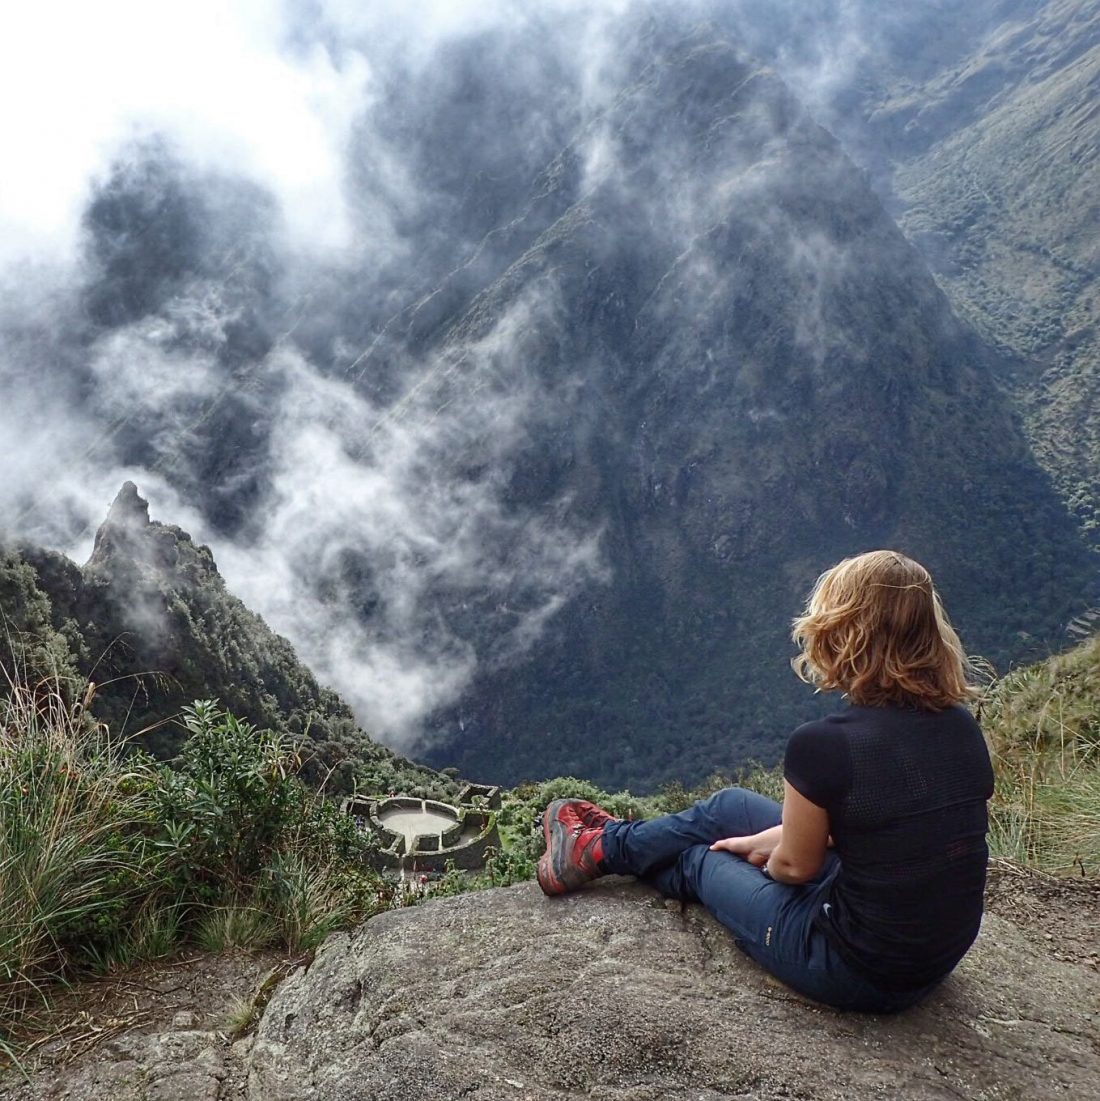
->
[745,0,1100,539]
[878,1,1100,536]
[409,30,1095,788]
[1,483,454,798]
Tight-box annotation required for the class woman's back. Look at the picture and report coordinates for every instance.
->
[786,703,994,990]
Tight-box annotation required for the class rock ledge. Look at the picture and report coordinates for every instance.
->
[248,875,1100,1101]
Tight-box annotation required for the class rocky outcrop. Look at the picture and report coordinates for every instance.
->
[5,867,1096,1100]
[248,873,1100,1101]
[8,484,456,799]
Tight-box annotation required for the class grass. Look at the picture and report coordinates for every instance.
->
[981,633,1100,875]
[986,714,1100,873]
[223,994,260,1038]
[193,905,279,954]
[0,677,392,1056]
[0,676,154,1046]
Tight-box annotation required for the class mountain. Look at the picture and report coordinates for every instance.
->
[0,483,455,799]
[2,15,1095,791]
[866,1,1100,540]
[737,0,1100,540]
[412,28,1096,787]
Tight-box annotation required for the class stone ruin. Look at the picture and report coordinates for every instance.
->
[342,783,502,874]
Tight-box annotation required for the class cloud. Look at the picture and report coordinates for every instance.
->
[0,0,369,266]
[0,0,906,754]
[209,289,607,746]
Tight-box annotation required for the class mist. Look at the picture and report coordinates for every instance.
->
[1,0,1087,773]
[0,0,671,748]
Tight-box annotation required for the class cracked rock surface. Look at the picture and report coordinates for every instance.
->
[248,873,1100,1101]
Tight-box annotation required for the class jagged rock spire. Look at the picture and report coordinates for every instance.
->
[86,482,151,571]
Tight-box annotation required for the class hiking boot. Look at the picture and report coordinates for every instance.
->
[537,799,618,835]
[537,798,608,896]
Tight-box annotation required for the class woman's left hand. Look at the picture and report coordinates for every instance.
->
[709,824,781,867]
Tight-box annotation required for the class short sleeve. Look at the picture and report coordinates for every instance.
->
[783,721,851,810]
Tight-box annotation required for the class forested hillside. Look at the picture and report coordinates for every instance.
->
[719,0,1100,541]
[862,0,1100,541]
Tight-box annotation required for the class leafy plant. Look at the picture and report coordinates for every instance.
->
[0,685,393,1052]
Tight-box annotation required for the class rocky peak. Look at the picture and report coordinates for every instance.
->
[107,479,149,524]
[85,481,185,580]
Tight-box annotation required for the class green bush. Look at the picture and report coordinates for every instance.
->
[0,688,390,1050]
[152,701,374,893]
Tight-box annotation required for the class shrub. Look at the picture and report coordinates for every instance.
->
[0,687,390,1051]
[0,678,157,1040]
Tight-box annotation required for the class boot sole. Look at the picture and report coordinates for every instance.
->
[537,798,575,895]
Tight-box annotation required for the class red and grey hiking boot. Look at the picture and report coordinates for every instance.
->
[537,798,612,896]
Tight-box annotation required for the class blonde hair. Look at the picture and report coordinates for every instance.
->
[791,550,974,710]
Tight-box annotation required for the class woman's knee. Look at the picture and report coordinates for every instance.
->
[699,787,782,836]
[679,844,780,943]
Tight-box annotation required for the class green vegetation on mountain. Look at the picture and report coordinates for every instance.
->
[1,484,457,801]
[839,0,1100,539]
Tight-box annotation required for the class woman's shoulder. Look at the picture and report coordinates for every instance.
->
[842,700,982,728]
[790,705,865,737]
[785,714,853,804]
[787,712,853,753]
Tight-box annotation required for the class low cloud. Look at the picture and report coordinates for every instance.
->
[0,0,902,752]
[211,290,607,746]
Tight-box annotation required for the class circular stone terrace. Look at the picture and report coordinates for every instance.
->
[343,784,501,873]
[379,800,460,849]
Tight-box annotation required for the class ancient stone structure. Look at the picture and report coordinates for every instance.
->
[343,786,501,873]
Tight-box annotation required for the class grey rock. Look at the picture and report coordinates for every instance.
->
[231,1035,256,1061]
[23,1030,226,1101]
[248,878,1100,1101]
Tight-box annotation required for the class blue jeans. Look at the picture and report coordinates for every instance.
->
[600,788,939,1013]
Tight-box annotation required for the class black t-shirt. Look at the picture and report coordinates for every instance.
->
[784,703,994,990]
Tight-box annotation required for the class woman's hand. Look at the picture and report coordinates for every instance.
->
[709,824,782,867]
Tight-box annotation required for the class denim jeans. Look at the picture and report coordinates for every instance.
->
[600,788,939,1013]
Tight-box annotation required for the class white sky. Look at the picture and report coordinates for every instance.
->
[0,0,371,265]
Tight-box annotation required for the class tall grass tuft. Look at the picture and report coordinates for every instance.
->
[982,634,1100,874]
[193,904,279,954]
[0,677,155,1040]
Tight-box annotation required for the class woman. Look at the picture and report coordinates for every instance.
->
[537,550,994,1013]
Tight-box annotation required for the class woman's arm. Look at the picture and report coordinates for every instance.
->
[764,781,830,884]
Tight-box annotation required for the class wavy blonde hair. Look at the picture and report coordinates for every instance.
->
[791,550,975,709]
